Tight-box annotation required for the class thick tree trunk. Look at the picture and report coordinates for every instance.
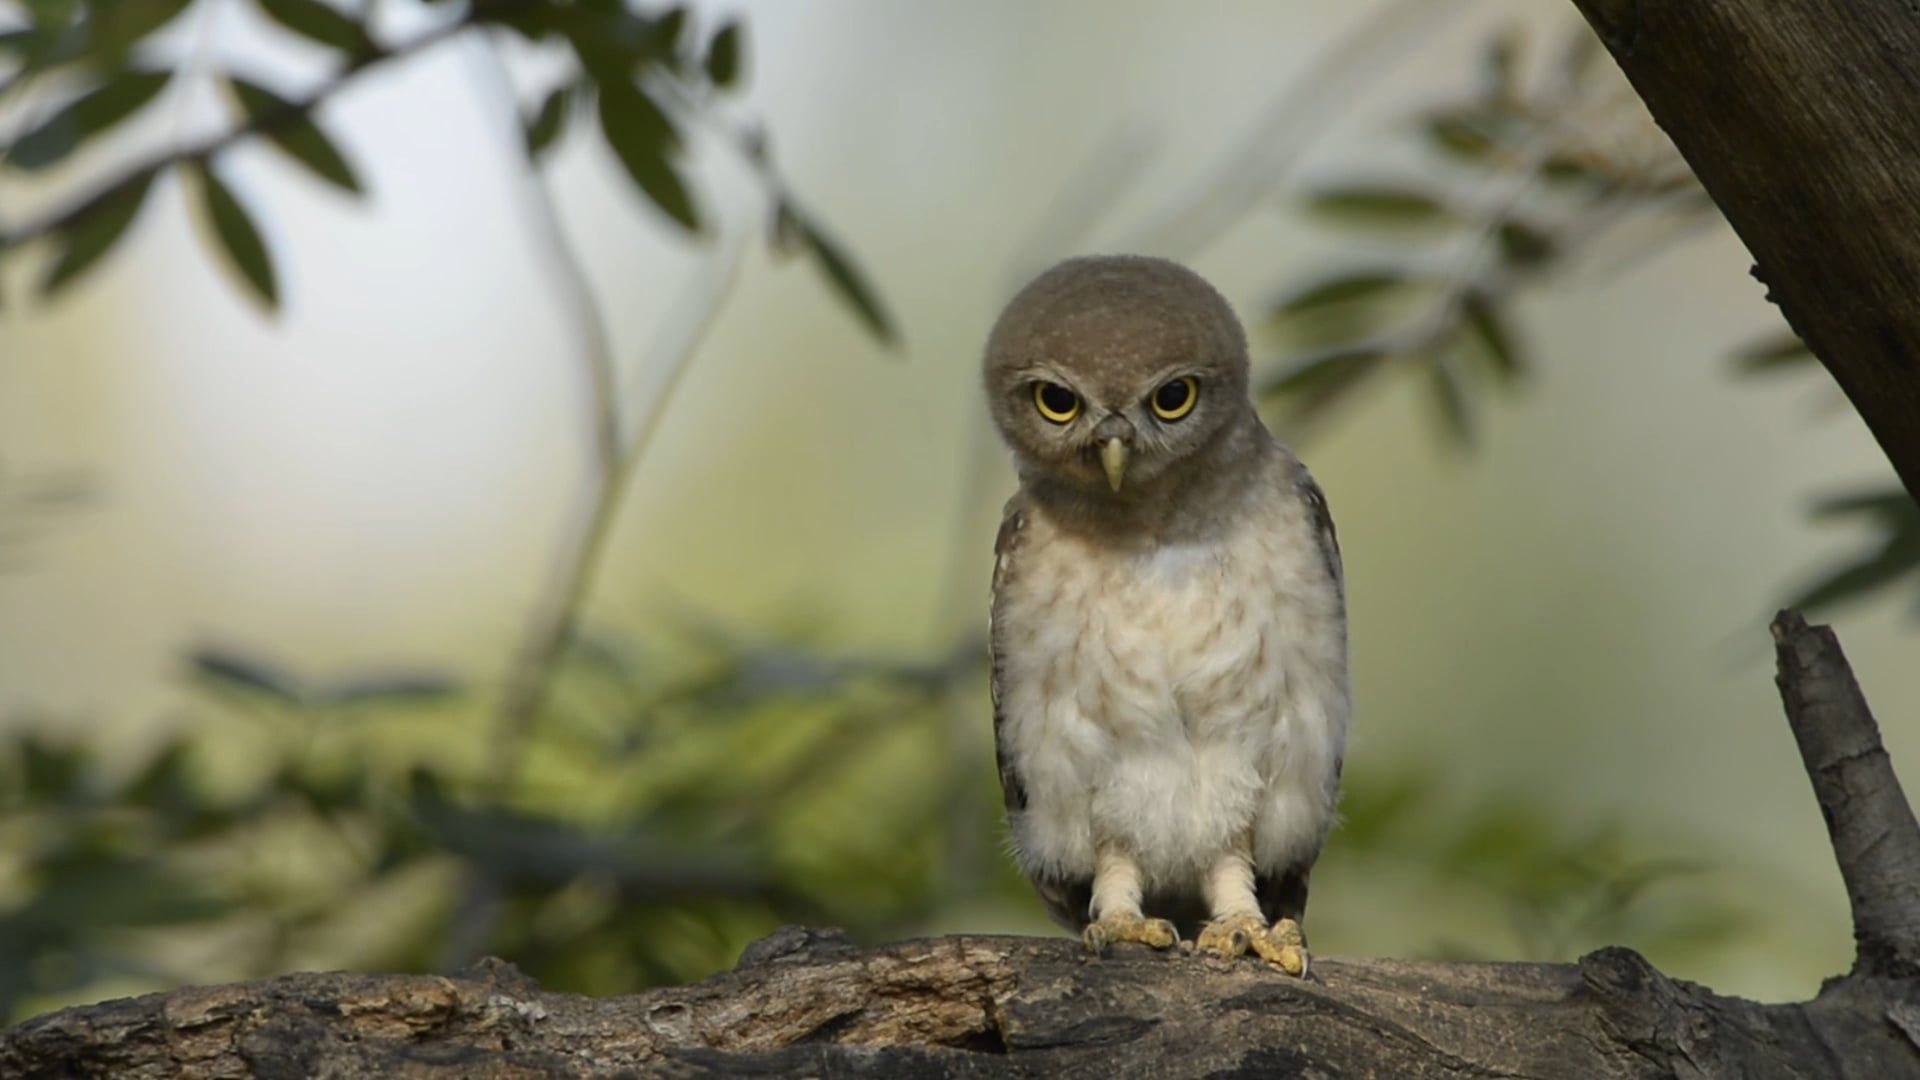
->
[1569,0,1920,505]
[3,613,1919,1077]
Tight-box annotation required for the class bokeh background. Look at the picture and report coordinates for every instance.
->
[3,0,1916,1021]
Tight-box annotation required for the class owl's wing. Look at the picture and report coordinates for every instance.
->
[988,496,1028,816]
[989,496,1094,928]
[1297,469,1343,596]
[1256,465,1345,935]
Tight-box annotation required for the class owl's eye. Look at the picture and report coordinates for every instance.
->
[1150,376,1199,421]
[1033,381,1081,423]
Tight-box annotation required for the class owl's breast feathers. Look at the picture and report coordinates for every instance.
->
[989,445,1348,922]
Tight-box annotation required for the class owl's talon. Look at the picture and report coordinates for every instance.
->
[1271,917,1305,949]
[1195,912,1264,959]
[1196,913,1309,975]
[1266,917,1309,976]
[1082,912,1179,953]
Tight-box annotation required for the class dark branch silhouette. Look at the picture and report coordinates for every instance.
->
[1570,0,1920,505]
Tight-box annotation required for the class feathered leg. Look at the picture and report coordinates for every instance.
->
[1081,844,1178,952]
[1195,836,1306,975]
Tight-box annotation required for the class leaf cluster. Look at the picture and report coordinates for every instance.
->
[0,627,979,1019]
[1335,771,1747,965]
[1263,24,1712,446]
[0,0,893,340]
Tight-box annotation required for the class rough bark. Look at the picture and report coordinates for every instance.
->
[1774,611,1920,978]
[3,613,1918,1078]
[1568,0,1920,506]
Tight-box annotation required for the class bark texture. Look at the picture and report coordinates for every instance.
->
[3,613,1920,1077]
[2,933,1919,1079]
[1569,0,1920,505]
[1774,611,1920,978]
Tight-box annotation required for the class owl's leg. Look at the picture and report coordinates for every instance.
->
[1081,844,1178,953]
[1194,840,1306,975]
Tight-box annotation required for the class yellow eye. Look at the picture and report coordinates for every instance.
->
[1033,381,1080,423]
[1150,376,1199,421]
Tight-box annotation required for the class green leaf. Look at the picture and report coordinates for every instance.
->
[8,68,171,171]
[561,5,680,82]
[1273,271,1407,316]
[1262,347,1389,417]
[1791,533,1920,613]
[253,0,376,55]
[595,79,698,231]
[195,164,279,309]
[92,0,195,56]
[1495,219,1555,268]
[1307,185,1452,228]
[524,84,572,159]
[226,77,362,194]
[41,168,157,295]
[1423,106,1522,163]
[649,6,688,60]
[19,734,87,801]
[1730,331,1814,375]
[188,646,306,705]
[705,21,742,88]
[787,203,898,346]
[1462,291,1523,382]
[1811,489,1919,525]
[320,672,460,706]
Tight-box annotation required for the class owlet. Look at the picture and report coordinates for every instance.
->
[984,255,1347,973]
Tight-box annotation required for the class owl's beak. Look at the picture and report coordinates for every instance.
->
[1100,438,1130,491]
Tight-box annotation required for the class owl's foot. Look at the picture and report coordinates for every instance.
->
[1082,912,1179,954]
[1271,917,1309,977]
[1195,913,1307,975]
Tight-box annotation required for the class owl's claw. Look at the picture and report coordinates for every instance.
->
[1196,913,1308,975]
[1082,912,1179,953]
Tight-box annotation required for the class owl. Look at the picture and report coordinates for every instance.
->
[984,255,1347,973]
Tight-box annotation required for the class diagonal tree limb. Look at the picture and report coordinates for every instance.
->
[1772,610,1920,979]
[1567,0,1920,508]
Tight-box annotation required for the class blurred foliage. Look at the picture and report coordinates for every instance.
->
[0,0,894,339]
[1723,332,1920,618]
[0,8,1887,1024]
[0,629,978,1019]
[1336,773,1746,965]
[0,627,1749,1021]
[1261,18,1918,619]
[1786,489,1920,619]
[1263,23,1713,445]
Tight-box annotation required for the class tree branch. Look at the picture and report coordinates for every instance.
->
[5,932,1919,1078]
[1772,610,1920,978]
[1567,0,1920,506]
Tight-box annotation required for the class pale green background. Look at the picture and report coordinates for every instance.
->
[2,0,1913,1001]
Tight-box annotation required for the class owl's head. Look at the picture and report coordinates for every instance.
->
[983,255,1252,497]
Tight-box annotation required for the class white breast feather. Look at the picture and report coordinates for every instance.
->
[998,478,1347,894]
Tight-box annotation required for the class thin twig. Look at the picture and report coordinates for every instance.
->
[467,35,621,474]
[467,35,751,799]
